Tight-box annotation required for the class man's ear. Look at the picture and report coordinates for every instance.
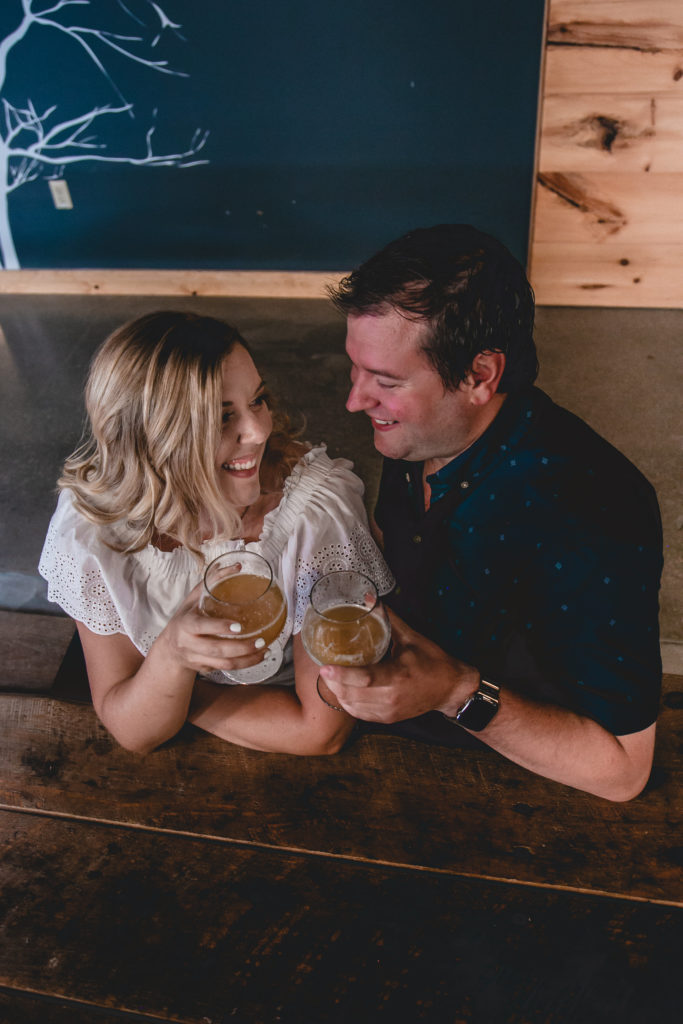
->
[463,351,506,404]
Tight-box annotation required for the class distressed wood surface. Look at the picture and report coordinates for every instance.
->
[0,990,128,1024]
[1,811,681,1024]
[0,611,74,694]
[1,684,681,905]
[539,95,683,172]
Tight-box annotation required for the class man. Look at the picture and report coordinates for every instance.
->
[320,224,663,801]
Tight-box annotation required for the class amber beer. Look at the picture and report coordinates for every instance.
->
[204,571,287,645]
[303,602,390,666]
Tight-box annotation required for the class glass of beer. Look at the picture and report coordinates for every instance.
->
[200,551,288,683]
[301,570,390,709]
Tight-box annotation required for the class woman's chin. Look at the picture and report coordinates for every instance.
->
[220,473,261,510]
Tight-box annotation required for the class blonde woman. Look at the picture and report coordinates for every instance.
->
[39,311,393,755]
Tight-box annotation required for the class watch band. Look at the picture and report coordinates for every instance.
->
[445,678,501,732]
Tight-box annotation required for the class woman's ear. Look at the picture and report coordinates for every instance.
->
[463,351,506,404]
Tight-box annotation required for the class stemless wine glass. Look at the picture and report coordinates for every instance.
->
[200,551,288,684]
[301,570,391,709]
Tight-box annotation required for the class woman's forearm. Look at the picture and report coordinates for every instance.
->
[189,679,353,755]
[189,635,355,755]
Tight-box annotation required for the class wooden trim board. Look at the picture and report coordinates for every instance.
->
[0,269,347,298]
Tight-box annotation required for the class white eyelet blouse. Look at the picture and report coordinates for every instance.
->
[39,447,394,684]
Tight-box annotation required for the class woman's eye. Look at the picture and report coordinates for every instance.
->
[221,411,234,425]
[251,393,269,409]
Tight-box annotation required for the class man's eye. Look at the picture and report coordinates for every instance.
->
[377,380,397,390]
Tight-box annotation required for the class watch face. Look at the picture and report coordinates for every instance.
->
[456,693,499,731]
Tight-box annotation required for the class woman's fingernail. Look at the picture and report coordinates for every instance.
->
[229,623,242,634]
[254,637,266,649]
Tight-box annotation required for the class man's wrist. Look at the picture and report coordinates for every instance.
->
[442,673,502,732]
[438,666,482,718]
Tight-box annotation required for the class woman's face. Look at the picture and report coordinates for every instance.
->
[215,344,273,511]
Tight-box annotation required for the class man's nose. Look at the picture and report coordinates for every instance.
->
[346,374,372,412]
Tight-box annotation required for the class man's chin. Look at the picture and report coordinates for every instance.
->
[373,430,406,461]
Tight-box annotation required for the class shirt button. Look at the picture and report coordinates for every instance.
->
[460,480,469,489]
[412,534,422,544]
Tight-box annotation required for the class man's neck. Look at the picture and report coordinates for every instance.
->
[423,393,507,479]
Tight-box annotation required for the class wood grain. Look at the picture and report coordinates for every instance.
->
[530,241,683,305]
[545,45,683,95]
[0,811,681,1023]
[0,612,74,694]
[0,990,134,1024]
[534,172,683,242]
[1,684,681,904]
[539,94,683,172]
[548,1,683,50]
[0,269,344,297]
[531,1,683,307]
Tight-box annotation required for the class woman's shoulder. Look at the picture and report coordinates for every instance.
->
[43,487,101,546]
[258,445,366,550]
[40,488,123,580]
[286,444,364,498]
[279,445,367,522]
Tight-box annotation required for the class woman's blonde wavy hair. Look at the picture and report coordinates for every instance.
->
[59,311,303,559]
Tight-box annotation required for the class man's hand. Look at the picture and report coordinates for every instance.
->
[318,607,480,723]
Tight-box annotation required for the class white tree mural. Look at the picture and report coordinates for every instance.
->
[0,0,208,268]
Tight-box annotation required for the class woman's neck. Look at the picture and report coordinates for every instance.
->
[152,489,284,552]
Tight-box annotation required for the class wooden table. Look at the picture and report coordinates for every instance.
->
[1,611,682,1023]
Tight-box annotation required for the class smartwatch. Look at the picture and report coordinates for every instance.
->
[446,678,501,732]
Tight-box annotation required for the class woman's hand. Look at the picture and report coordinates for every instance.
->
[78,580,270,755]
[154,581,269,677]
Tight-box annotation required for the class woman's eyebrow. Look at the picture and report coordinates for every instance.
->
[222,379,267,406]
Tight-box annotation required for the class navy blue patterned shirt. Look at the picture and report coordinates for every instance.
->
[374,386,663,738]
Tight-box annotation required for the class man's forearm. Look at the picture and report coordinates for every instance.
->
[443,684,656,802]
[319,610,656,801]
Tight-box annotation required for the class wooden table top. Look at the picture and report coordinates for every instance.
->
[1,611,682,1022]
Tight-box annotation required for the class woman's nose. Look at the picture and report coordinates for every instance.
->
[237,409,270,444]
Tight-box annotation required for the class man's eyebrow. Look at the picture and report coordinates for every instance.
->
[364,366,404,380]
[222,379,267,406]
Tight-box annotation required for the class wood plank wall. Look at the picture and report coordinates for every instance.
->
[529,0,683,307]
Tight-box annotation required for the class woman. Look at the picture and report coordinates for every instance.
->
[39,311,393,755]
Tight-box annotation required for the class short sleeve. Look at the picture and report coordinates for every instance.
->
[38,490,125,635]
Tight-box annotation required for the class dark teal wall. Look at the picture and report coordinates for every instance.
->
[1,1,545,270]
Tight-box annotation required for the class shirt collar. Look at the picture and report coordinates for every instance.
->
[426,386,544,502]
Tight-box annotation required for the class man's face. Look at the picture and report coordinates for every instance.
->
[345,309,479,469]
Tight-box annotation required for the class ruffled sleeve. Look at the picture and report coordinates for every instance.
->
[257,448,395,632]
[38,489,125,635]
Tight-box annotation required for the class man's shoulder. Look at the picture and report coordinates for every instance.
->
[521,388,656,494]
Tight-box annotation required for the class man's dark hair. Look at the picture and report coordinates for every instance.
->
[329,224,538,393]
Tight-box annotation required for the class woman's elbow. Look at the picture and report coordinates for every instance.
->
[97,716,168,756]
[296,722,354,757]
[109,731,160,756]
